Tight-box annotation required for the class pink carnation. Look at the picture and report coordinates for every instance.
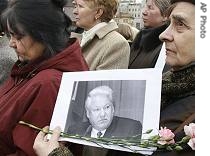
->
[158,127,175,145]
[184,123,195,150]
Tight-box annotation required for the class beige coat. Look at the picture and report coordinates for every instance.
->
[81,21,130,70]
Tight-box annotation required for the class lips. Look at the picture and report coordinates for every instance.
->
[75,17,79,21]
[98,119,108,123]
[165,48,176,56]
[143,18,147,22]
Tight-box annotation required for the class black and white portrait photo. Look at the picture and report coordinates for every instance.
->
[50,69,162,154]
[64,80,145,139]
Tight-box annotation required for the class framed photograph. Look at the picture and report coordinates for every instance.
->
[50,69,162,155]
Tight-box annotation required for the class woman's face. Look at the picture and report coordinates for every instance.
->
[159,2,195,70]
[7,24,45,62]
[73,0,99,30]
[142,0,165,28]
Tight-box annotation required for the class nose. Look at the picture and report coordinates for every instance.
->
[9,36,17,48]
[73,7,78,15]
[159,26,173,42]
[99,109,106,117]
[142,8,148,16]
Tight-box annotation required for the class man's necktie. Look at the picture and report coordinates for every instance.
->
[97,131,102,138]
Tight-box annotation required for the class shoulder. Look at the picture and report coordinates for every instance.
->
[68,121,90,135]
[25,69,62,89]
[105,30,129,44]
[99,31,130,53]
[97,22,129,45]
[113,116,142,128]
[37,69,62,79]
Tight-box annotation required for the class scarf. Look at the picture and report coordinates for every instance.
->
[161,63,195,109]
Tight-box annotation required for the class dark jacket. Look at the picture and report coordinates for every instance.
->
[68,116,142,139]
[0,39,88,156]
[129,24,168,69]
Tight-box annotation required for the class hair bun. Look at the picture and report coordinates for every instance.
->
[51,0,67,8]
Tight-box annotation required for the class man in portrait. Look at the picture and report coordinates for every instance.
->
[68,85,142,138]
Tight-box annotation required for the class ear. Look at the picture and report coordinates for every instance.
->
[86,109,90,119]
[112,105,115,114]
[95,8,103,20]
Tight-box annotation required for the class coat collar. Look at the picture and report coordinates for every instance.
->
[95,21,118,39]
[140,24,168,51]
[81,21,118,48]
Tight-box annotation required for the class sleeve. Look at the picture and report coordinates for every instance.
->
[11,76,61,156]
[96,35,130,70]
[48,147,73,156]
[160,96,195,131]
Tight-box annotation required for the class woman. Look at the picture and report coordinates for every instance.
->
[0,0,88,155]
[107,0,195,155]
[72,0,130,70]
[0,0,17,86]
[129,0,170,69]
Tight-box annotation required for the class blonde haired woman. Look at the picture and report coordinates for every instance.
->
[73,0,130,70]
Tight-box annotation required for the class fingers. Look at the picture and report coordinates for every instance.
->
[42,126,50,133]
[35,126,49,142]
[50,126,61,143]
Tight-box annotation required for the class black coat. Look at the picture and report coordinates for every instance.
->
[68,116,142,139]
[129,24,168,69]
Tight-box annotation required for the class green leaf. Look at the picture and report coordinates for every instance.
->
[181,136,191,143]
[151,135,160,142]
[149,135,159,140]
[175,146,183,151]
[144,129,153,134]
[166,146,173,151]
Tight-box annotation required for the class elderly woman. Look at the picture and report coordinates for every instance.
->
[0,0,88,155]
[129,0,170,69]
[72,0,130,70]
[107,0,195,155]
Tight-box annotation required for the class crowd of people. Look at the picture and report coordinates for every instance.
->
[0,0,195,156]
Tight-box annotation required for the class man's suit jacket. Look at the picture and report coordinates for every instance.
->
[68,116,142,139]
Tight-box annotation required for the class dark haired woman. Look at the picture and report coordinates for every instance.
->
[0,0,88,155]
